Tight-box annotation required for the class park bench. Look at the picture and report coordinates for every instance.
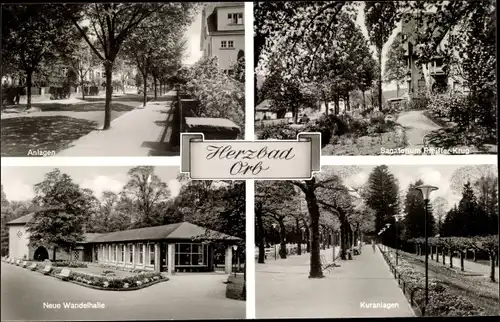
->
[265,248,271,259]
[21,261,28,268]
[42,265,52,275]
[56,268,71,281]
[28,263,37,270]
[320,255,335,273]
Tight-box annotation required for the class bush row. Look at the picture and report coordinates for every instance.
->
[380,247,485,316]
[51,260,88,268]
[67,271,166,289]
[407,235,498,253]
[258,112,400,146]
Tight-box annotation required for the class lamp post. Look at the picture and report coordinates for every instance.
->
[272,223,278,260]
[393,214,404,266]
[415,184,438,306]
[232,245,238,277]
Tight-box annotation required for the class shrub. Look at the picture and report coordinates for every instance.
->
[68,271,164,289]
[258,123,301,140]
[52,261,87,268]
[183,57,244,136]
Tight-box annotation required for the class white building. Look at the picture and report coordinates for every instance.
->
[200,2,245,72]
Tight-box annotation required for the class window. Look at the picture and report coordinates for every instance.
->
[128,245,133,263]
[227,13,243,24]
[120,245,125,262]
[228,40,234,48]
[94,246,98,261]
[108,245,112,261]
[113,245,117,261]
[221,40,227,48]
[138,243,144,264]
[176,243,206,266]
[149,244,155,265]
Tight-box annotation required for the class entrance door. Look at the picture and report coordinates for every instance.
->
[33,246,49,261]
[160,242,168,271]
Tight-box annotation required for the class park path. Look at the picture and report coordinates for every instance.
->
[1,262,244,321]
[396,110,441,150]
[256,245,415,318]
[56,90,178,157]
[411,251,499,279]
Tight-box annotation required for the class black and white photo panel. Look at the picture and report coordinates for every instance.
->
[254,1,497,156]
[255,164,499,318]
[1,166,246,320]
[1,2,245,157]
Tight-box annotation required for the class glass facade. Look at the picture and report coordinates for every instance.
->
[149,244,155,265]
[176,243,207,266]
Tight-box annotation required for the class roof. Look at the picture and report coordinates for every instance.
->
[185,117,240,130]
[81,222,240,243]
[256,99,273,111]
[6,213,34,225]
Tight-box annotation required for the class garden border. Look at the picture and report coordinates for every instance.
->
[66,276,169,291]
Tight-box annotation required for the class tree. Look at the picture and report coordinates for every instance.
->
[255,181,300,261]
[1,5,76,109]
[364,165,400,246]
[63,37,101,100]
[121,166,170,228]
[26,169,96,260]
[122,11,190,106]
[403,179,436,240]
[384,32,406,98]
[431,196,448,234]
[364,1,401,111]
[61,3,197,129]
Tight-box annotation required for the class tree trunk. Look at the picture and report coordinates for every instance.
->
[80,75,86,100]
[305,226,310,253]
[490,253,496,282]
[52,247,56,261]
[142,70,148,107]
[296,218,302,256]
[279,220,287,259]
[436,247,439,262]
[396,83,400,98]
[449,249,453,268]
[153,75,158,100]
[322,90,329,116]
[26,70,33,109]
[346,92,350,112]
[442,247,446,265]
[293,105,299,124]
[256,212,265,264]
[305,185,323,278]
[473,249,477,262]
[103,64,113,130]
[460,251,464,272]
[362,91,366,110]
[377,50,383,111]
[340,223,348,260]
[430,246,434,260]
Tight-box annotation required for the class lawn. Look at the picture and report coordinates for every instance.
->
[1,116,99,156]
[226,274,245,301]
[399,251,499,316]
[322,132,404,155]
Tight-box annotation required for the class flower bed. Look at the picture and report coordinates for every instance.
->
[55,270,167,290]
[379,246,485,316]
[51,260,88,268]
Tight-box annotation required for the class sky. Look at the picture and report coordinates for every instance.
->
[1,167,183,202]
[341,165,467,212]
[182,9,203,65]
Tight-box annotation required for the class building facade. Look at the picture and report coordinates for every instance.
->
[401,12,466,101]
[200,2,245,72]
[7,215,241,275]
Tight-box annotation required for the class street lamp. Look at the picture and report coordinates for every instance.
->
[415,184,438,306]
[232,245,238,277]
[393,214,404,266]
[272,223,278,260]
